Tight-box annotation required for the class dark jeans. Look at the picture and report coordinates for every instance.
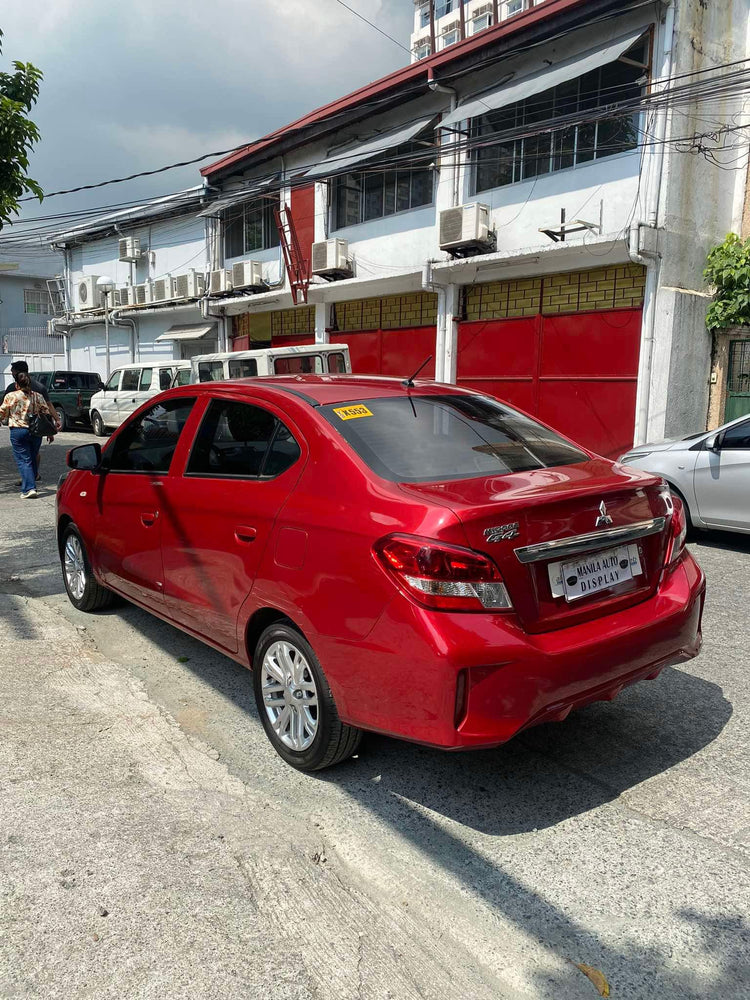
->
[9,428,42,493]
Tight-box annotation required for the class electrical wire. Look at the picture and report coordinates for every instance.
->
[332,0,412,55]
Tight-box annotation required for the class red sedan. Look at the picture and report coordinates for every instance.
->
[57,376,705,772]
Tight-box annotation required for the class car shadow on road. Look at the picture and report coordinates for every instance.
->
[691,528,750,554]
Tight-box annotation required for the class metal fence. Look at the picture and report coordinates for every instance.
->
[0,327,66,355]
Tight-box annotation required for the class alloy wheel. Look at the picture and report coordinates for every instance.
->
[64,534,87,601]
[261,640,319,751]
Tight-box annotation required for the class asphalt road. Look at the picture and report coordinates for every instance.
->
[1,429,749,999]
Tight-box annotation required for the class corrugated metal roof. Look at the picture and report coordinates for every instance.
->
[50,187,205,245]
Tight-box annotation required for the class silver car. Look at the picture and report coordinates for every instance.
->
[620,413,750,535]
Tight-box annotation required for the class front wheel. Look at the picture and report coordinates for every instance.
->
[61,525,116,612]
[252,622,362,772]
[91,411,106,437]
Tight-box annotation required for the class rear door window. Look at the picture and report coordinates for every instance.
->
[198,361,225,382]
[327,352,348,374]
[158,368,173,390]
[273,354,323,375]
[121,369,140,391]
[187,399,299,479]
[321,394,588,483]
[106,398,196,473]
[139,368,153,390]
[52,373,69,390]
[228,358,258,379]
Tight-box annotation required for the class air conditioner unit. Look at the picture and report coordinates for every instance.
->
[152,276,175,303]
[77,275,102,312]
[473,2,494,14]
[118,237,142,262]
[173,270,205,300]
[231,260,264,291]
[134,281,153,306]
[311,239,351,277]
[209,269,233,295]
[117,285,137,307]
[439,203,491,251]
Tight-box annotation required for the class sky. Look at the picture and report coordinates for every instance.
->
[1,0,414,234]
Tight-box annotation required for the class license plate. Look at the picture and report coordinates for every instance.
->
[548,544,643,602]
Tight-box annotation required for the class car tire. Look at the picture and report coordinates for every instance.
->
[91,411,106,437]
[252,622,362,772]
[61,525,117,612]
[56,408,68,432]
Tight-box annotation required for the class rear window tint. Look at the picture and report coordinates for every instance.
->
[273,354,323,375]
[321,394,588,483]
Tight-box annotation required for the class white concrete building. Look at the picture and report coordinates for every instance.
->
[411,0,549,61]
[196,0,749,457]
[0,256,66,376]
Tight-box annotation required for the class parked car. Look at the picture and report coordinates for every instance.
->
[175,344,352,386]
[88,362,183,436]
[29,370,104,431]
[57,377,705,772]
[619,412,750,535]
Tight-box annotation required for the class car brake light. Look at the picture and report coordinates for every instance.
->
[374,533,513,612]
[77,392,82,407]
[665,495,687,567]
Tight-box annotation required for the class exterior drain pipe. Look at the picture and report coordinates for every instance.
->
[110,310,138,363]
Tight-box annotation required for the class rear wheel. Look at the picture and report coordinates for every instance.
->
[56,407,68,432]
[252,622,362,772]
[91,411,106,437]
[61,525,116,612]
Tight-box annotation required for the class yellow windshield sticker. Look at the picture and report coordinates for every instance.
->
[333,404,373,420]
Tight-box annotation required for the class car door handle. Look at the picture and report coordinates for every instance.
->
[234,526,257,544]
[141,511,159,527]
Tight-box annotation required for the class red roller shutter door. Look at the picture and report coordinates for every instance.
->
[330,328,436,380]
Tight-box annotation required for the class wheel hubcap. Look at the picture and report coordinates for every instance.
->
[261,640,319,752]
[63,535,86,600]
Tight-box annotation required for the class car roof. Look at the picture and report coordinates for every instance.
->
[113,361,178,371]
[179,375,477,407]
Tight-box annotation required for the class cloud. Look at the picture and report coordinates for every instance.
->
[1,0,414,218]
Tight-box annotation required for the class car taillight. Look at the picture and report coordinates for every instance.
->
[374,534,513,612]
[77,392,82,407]
[666,495,687,568]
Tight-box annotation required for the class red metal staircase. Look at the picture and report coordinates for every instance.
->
[274,203,310,305]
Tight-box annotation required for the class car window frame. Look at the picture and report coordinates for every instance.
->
[719,417,750,451]
[102,396,198,476]
[104,371,121,392]
[184,396,302,482]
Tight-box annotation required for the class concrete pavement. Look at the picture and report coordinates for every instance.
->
[1,431,749,998]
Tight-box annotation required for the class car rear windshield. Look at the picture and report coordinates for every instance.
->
[321,394,588,483]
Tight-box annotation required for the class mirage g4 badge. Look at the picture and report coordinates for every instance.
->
[484,522,520,543]
[595,501,614,528]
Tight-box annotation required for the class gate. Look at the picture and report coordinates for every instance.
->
[726,340,750,421]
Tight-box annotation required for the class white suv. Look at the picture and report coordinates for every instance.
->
[89,362,182,436]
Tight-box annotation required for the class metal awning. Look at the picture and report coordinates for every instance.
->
[303,115,438,180]
[439,28,647,129]
[155,323,217,342]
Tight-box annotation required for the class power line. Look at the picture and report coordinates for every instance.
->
[332,0,412,55]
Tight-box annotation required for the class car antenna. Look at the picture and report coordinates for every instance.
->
[403,355,433,388]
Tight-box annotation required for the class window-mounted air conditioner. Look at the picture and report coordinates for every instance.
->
[152,276,175,303]
[231,260,264,291]
[311,239,351,277]
[209,269,233,295]
[118,237,142,262]
[77,275,102,312]
[173,270,205,300]
[439,203,491,251]
[134,281,153,306]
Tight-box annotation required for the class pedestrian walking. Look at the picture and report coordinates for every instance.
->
[2,361,61,482]
[0,371,57,498]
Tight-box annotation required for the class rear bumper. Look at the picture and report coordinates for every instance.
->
[322,553,705,748]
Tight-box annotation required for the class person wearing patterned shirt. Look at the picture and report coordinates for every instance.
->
[0,371,56,498]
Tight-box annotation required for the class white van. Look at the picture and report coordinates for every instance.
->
[89,361,185,436]
[177,344,351,386]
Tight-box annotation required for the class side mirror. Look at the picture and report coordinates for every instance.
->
[706,431,724,454]
[67,443,103,471]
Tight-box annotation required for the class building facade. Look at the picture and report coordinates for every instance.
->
[0,259,66,375]
[411,0,548,61]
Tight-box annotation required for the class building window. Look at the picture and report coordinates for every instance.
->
[23,288,51,315]
[472,41,646,194]
[472,11,493,33]
[332,142,435,229]
[414,38,432,59]
[505,0,525,16]
[441,24,460,48]
[224,201,280,259]
[435,0,456,17]
[418,2,431,27]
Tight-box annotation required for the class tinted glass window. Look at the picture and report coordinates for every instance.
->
[175,369,191,386]
[198,361,225,382]
[105,372,121,391]
[67,374,86,390]
[121,369,140,391]
[87,374,103,390]
[228,358,258,379]
[52,374,68,389]
[274,354,323,375]
[327,353,347,374]
[187,400,299,479]
[159,368,173,390]
[722,420,750,450]
[139,368,153,390]
[106,398,196,473]
[30,372,51,388]
[322,394,588,483]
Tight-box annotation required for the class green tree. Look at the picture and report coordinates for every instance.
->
[704,233,750,331]
[0,27,43,229]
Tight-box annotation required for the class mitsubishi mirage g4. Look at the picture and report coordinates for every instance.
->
[57,376,705,772]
